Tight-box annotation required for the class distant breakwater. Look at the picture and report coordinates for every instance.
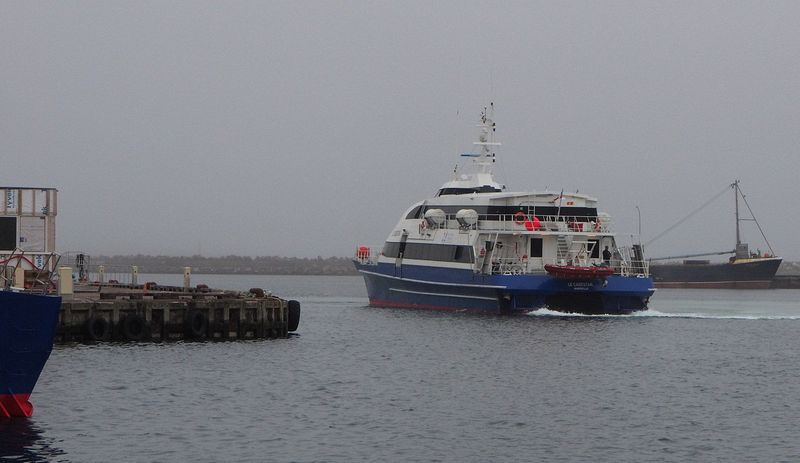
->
[85,255,359,276]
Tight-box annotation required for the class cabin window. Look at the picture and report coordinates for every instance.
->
[454,246,474,263]
[529,238,543,258]
[403,244,421,260]
[437,186,502,196]
[589,240,600,258]
[0,217,16,251]
[382,241,401,258]
[399,243,474,263]
[405,206,423,219]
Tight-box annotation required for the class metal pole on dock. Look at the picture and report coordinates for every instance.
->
[183,267,191,291]
[58,266,73,300]
[131,265,138,286]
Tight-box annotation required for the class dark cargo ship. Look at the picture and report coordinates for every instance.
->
[649,181,781,289]
[650,255,782,289]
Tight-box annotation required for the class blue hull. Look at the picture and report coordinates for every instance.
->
[0,291,61,417]
[355,262,655,315]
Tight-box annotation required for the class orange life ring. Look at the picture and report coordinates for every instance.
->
[594,221,602,232]
[513,211,527,224]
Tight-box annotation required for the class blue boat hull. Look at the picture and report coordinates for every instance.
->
[355,262,655,315]
[0,291,61,418]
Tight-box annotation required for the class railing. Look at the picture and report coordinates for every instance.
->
[420,214,614,234]
[353,246,381,266]
[615,260,650,277]
[0,250,59,272]
[0,249,61,292]
[87,265,140,285]
[485,256,649,277]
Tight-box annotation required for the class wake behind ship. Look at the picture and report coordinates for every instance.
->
[353,105,655,315]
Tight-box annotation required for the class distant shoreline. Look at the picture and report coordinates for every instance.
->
[82,255,360,276]
[71,254,800,277]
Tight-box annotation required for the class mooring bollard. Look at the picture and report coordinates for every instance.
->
[58,266,74,300]
[131,265,138,286]
[13,266,25,288]
[183,266,191,291]
[98,265,105,284]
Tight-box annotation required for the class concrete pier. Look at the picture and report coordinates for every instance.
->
[56,283,299,343]
[771,275,800,289]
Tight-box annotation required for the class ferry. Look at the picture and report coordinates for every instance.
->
[0,252,61,418]
[353,104,655,314]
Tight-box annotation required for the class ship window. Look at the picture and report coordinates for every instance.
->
[589,240,600,258]
[405,206,423,219]
[0,217,16,251]
[382,241,401,258]
[530,238,543,258]
[437,186,502,196]
[400,243,474,263]
[454,246,474,263]
[403,244,421,260]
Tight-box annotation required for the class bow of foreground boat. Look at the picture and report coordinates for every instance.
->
[0,291,61,418]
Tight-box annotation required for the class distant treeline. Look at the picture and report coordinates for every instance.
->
[74,254,800,276]
[88,255,359,275]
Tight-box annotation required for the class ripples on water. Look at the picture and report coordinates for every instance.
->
[4,276,800,462]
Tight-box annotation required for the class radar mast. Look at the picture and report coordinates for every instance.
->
[458,103,501,176]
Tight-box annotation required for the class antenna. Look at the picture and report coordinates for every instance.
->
[467,102,501,174]
[489,69,495,100]
[445,103,505,194]
[733,180,740,247]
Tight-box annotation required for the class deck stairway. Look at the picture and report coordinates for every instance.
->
[556,235,571,265]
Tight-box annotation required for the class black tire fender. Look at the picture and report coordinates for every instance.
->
[288,300,300,332]
[184,309,208,339]
[85,316,111,342]
[120,314,146,341]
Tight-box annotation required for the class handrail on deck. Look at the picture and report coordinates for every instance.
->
[354,246,381,266]
[486,256,649,277]
[419,213,614,233]
[0,249,61,293]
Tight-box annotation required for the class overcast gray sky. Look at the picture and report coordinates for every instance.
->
[2,1,798,259]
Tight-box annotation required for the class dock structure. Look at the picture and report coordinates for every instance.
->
[771,275,800,289]
[56,283,300,343]
[0,187,303,342]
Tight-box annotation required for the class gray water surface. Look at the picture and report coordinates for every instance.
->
[3,276,800,462]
